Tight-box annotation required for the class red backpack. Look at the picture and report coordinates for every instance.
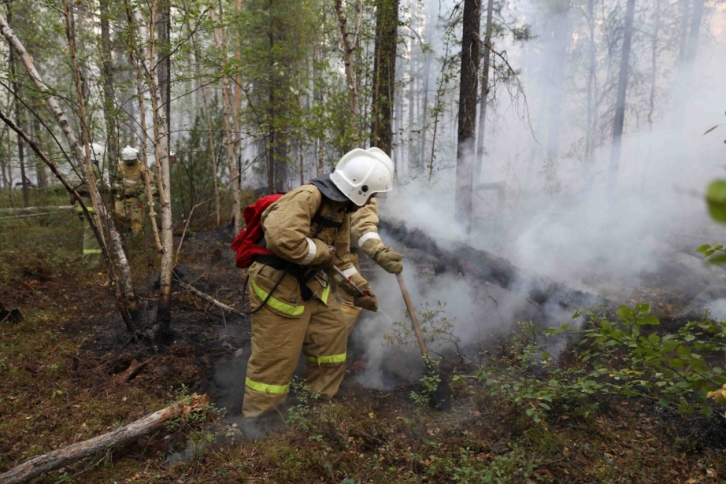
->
[231,190,345,270]
[230,194,284,268]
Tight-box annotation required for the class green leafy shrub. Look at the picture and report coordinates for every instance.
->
[472,305,726,423]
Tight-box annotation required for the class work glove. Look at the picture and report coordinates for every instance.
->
[354,287,378,312]
[372,247,404,274]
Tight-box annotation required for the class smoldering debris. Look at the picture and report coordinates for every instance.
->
[379,217,607,320]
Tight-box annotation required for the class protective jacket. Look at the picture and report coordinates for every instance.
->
[242,182,373,419]
[113,160,151,235]
[248,184,371,316]
[114,161,148,198]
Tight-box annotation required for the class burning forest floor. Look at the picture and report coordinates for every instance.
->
[2,215,726,483]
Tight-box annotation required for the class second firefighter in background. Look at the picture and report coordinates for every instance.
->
[113,146,150,235]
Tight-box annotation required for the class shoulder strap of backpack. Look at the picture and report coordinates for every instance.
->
[311,199,346,236]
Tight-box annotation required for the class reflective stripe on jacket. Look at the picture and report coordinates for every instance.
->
[248,184,365,316]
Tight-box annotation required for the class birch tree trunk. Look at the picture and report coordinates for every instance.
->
[125,2,163,252]
[0,15,139,331]
[607,0,636,199]
[474,0,494,184]
[454,0,480,234]
[334,0,362,147]
[143,0,174,339]
[0,9,141,329]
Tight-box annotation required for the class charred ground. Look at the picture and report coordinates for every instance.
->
[1,214,726,483]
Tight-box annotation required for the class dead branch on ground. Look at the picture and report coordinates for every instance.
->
[0,394,209,484]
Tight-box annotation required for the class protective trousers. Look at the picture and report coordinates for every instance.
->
[114,198,144,235]
[242,294,348,419]
[74,200,103,266]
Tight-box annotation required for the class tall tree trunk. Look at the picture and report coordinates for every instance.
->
[543,7,570,193]
[474,0,494,184]
[678,0,690,61]
[394,86,403,174]
[3,1,142,330]
[275,134,287,192]
[454,0,481,234]
[643,0,661,189]
[125,3,164,253]
[370,0,399,155]
[334,0,362,147]
[647,0,660,138]
[313,45,325,176]
[7,5,28,207]
[312,43,325,176]
[211,7,242,231]
[157,0,171,146]
[267,22,276,193]
[99,0,119,162]
[419,55,430,176]
[685,0,704,62]
[607,0,636,199]
[32,116,48,190]
[406,0,417,172]
[189,21,221,227]
[144,0,174,340]
[584,0,596,164]
[1,124,9,194]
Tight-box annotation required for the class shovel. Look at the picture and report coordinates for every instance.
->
[395,272,452,411]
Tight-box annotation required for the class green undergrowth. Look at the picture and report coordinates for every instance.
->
[472,305,726,426]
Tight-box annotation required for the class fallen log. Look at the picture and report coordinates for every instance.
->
[379,218,605,313]
[0,394,209,484]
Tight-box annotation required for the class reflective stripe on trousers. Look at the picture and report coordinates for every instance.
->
[305,352,347,365]
[245,377,289,395]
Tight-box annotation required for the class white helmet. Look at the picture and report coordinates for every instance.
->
[121,146,139,162]
[90,143,104,162]
[365,147,395,176]
[330,148,394,206]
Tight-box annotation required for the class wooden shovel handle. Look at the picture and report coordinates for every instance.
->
[396,272,429,357]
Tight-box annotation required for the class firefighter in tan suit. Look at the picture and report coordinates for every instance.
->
[243,148,394,419]
[337,148,404,335]
[113,146,147,235]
